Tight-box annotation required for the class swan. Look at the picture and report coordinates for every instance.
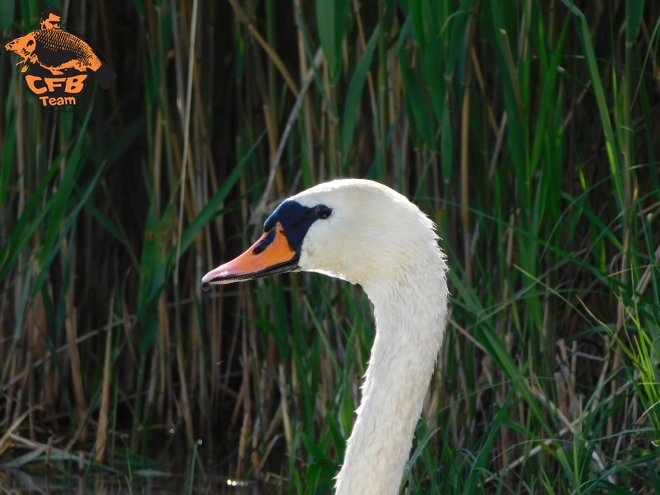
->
[202,179,448,495]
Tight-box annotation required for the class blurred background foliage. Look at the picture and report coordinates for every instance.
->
[1,0,659,493]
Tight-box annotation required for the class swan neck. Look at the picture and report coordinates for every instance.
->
[335,264,447,495]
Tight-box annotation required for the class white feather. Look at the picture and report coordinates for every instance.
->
[291,179,449,495]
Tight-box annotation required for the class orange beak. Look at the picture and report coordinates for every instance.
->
[201,223,299,290]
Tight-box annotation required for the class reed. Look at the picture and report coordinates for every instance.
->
[1,0,659,493]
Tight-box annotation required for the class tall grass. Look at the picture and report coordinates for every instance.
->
[1,0,659,493]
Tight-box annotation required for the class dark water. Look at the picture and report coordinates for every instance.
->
[0,469,265,494]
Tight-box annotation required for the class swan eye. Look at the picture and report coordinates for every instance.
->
[315,205,332,219]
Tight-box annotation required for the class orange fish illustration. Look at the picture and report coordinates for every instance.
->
[5,28,117,89]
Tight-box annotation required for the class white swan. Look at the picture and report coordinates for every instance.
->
[202,179,448,495]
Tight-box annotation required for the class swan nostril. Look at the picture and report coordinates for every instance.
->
[253,246,264,255]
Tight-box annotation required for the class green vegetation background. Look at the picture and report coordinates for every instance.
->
[1,0,659,493]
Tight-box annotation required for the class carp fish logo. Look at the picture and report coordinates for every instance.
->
[4,8,117,109]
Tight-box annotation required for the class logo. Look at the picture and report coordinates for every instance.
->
[4,8,117,109]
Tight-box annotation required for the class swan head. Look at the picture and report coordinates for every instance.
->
[202,179,442,290]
